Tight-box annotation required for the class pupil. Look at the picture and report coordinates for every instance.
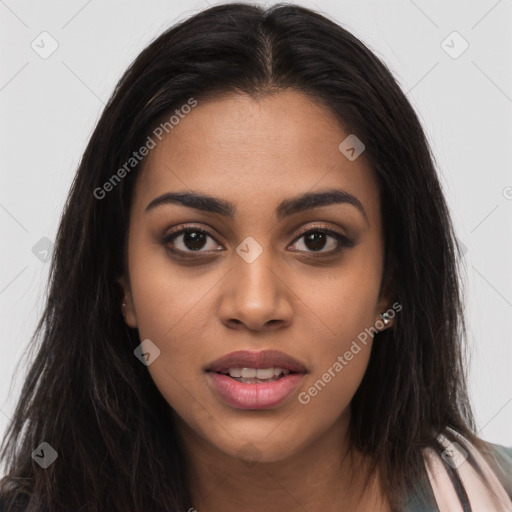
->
[305,232,326,251]
[184,231,206,250]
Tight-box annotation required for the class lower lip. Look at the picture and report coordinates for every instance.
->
[207,372,304,410]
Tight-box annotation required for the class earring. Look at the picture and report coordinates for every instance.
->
[121,303,126,320]
[380,311,391,326]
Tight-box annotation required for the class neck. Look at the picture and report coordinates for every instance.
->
[173,410,391,512]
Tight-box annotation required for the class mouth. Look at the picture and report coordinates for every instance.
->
[205,350,307,409]
[214,366,295,384]
[205,349,307,374]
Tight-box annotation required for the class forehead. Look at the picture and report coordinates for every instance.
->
[132,90,380,226]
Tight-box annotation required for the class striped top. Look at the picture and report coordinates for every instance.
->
[404,441,512,511]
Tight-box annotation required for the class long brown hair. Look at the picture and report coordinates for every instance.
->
[0,3,488,510]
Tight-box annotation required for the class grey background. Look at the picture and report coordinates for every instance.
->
[1,0,511,460]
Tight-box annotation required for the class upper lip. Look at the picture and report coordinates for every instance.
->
[206,350,307,373]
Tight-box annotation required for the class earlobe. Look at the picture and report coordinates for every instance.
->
[376,257,398,331]
[118,276,138,328]
[376,294,396,331]
[378,310,393,330]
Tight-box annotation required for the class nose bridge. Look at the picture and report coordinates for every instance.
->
[219,235,292,330]
[233,235,279,303]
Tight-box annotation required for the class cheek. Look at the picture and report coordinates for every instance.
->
[127,265,238,458]
[131,274,213,431]
[291,251,382,411]
[127,244,219,404]
[128,237,215,340]
[296,247,383,343]
[296,348,371,432]
[293,297,375,430]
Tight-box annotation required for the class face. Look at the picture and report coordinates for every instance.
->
[120,89,394,464]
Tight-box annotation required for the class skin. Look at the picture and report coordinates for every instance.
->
[120,89,395,511]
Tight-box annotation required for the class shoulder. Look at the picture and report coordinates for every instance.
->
[479,440,512,497]
[402,437,512,512]
[483,440,512,465]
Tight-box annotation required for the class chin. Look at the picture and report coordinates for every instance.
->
[208,428,307,465]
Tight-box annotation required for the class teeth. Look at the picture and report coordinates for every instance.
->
[223,367,291,379]
[241,368,257,378]
[255,368,274,379]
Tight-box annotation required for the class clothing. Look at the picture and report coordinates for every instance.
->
[404,441,512,511]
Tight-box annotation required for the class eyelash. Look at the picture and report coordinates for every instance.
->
[160,223,354,259]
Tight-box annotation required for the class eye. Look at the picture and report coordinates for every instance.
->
[160,224,354,259]
[161,227,223,254]
[288,227,354,254]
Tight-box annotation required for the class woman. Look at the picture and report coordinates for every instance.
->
[1,3,511,511]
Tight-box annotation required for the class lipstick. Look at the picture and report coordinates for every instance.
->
[205,350,307,410]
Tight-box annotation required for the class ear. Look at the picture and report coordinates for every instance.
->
[118,275,138,328]
[375,255,398,331]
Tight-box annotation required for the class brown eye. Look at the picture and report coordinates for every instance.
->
[162,228,223,253]
[288,228,354,254]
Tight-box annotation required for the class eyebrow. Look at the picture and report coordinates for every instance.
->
[145,188,368,224]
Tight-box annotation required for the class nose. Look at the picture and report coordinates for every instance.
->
[218,245,293,332]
